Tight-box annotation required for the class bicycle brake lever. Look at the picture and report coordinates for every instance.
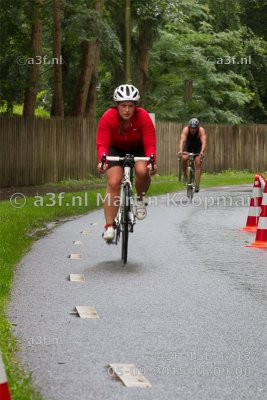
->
[150,154,155,171]
[101,153,106,171]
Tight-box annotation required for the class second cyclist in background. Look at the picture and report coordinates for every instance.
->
[177,118,207,192]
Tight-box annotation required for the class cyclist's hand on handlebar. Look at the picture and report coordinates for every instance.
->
[98,153,108,173]
[147,163,157,176]
[147,154,156,176]
[97,162,108,173]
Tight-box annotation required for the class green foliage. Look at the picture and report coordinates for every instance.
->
[203,0,241,31]
[239,0,267,39]
[145,3,267,123]
[147,28,253,122]
[0,0,266,122]
[95,0,267,123]
[0,0,31,112]
[61,0,122,115]
[0,102,50,117]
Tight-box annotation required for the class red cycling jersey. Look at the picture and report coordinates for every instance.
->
[96,107,156,161]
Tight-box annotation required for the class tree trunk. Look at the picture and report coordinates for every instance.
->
[51,0,64,117]
[23,0,43,116]
[72,0,103,117]
[85,46,100,120]
[136,22,152,97]
[72,41,96,117]
[125,0,132,83]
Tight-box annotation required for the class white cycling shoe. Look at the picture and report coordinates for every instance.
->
[135,201,147,220]
[103,226,115,241]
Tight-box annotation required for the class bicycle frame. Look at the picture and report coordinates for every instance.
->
[117,162,135,230]
[101,153,154,263]
[187,153,196,188]
[181,152,199,200]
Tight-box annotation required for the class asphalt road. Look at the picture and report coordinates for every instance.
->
[8,185,267,400]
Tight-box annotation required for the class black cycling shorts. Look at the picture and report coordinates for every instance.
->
[107,146,145,168]
[184,142,201,154]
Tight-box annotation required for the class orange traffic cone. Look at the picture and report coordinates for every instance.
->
[241,174,263,232]
[247,178,267,248]
[0,350,11,400]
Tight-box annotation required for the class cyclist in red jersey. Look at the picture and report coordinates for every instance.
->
[96,84,157,241]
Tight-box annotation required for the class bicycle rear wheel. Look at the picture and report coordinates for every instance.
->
[121,185,130,264]
[187,168,194,201]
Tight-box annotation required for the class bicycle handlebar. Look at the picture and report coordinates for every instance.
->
[181,151,200,156]
[178,151,202,161]
[100,153,155,171]
[105,156,151,162]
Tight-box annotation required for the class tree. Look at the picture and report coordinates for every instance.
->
[0,1,31,113]
[84,46,100,119]
[1,0,267,122]
[23,0,43,116]
[240,0,267,40]
[72,0,103,117]
[51,0,64,117]
[147,28,255,122]
[125,0,132,82]
[239,0,267,121]
[133,1,165,98]
[203,0,241,32]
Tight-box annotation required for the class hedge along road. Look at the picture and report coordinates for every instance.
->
[8,185,267,400]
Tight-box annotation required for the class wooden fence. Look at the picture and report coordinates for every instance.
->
[0,117,266,187]
[0,117,97,187]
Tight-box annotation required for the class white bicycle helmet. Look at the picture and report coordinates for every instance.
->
[113,84,140,102]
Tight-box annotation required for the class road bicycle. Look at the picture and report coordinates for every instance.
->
[101,153,154,264]
[178,152,200,201]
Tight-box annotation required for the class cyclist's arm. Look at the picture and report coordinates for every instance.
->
[199,127,207,156]
[96,112,112,161]
[178,127,188,154]
[141,111,157,162]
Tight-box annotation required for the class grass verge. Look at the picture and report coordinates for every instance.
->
[0,170,262,399]
[0,189,105,400]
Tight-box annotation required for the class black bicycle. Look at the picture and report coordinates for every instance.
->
[179,152,200,201]
[101,153,154,264]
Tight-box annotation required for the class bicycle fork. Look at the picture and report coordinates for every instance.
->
[116,169,135,233]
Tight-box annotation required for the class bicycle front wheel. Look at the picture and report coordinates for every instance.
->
[121,185,130,264]
[177,158,182,183]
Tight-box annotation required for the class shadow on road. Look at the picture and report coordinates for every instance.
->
[89,260,144,274]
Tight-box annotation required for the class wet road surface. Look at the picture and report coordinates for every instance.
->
[8,185,267,400]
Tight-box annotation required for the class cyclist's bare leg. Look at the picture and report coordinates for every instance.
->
[181,154,189,180]
[134,161,150,200]
[194,156,202,186]
[104,166,123,225]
